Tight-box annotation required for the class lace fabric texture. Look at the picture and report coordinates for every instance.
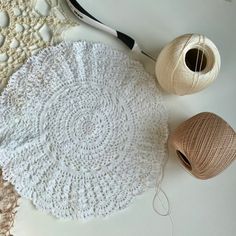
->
[0,0,76,92]
[0,41,168,219]
[0,170,19,236]
[0,0,76,232]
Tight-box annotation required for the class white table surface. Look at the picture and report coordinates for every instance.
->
[9,0,236,235]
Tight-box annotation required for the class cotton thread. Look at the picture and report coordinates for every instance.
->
[155,34,221,95]
[188,34,206,94]
[169,112,236,179]
[152,155,174,236]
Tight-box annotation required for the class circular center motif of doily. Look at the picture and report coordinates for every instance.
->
[38,83,132,172]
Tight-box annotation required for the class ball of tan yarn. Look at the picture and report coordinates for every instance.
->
[169,112,236,179]
[155,34,221,95]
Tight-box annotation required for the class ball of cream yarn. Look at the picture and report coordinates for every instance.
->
[155,34,221,95]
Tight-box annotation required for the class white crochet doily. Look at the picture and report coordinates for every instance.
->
[0,41,168,219]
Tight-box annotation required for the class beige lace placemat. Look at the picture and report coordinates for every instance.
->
[0,170,19,236]
[0,0,77,234]
[0,0,76,91]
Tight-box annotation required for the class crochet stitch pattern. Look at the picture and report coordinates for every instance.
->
[0,0,76,92]
[0,41,168,219]
[0,170,19,236]
[0,0,76,233]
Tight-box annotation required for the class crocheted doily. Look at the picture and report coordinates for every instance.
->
[0,0,76,232]
[0,41,168,219]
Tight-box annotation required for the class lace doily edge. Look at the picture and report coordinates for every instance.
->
[0,152,167,220]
